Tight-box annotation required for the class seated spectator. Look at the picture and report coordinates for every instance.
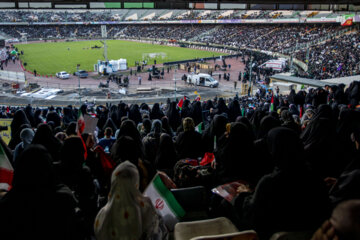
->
[13,128,34,162]
[214,122,257,185]
[59,136,97,238]
[150,103,165,120]
[143,119,162,164]
[9,109,30,150]
[94,161,168,240]
[231,127,330,239]
[0,145,79,240]
[111,136,155,192]
[311,200,360,240]
[98,127,115,153]
[32,123,62,162]
[155,133,178,177]
[175,117,204,160]
[280,110,301,134]
[139,118,152,139]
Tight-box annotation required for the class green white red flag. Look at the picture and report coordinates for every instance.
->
[270,95,274,112]
[0,144,13,191]
[144,174,185,230]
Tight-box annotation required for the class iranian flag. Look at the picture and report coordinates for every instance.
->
[77,110,85,135]
[0,144,13,191]
[144,174,185,230]
[269,94,274,112]
[341,14,354,26]
[177,98,184,110]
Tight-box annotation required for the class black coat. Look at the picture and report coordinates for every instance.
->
[176,130,204,160]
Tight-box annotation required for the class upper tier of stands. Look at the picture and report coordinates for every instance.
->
[0,9,356,22]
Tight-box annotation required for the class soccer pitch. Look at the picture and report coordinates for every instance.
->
[15,40,224,76]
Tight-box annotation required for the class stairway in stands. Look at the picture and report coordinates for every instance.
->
[114,26,128,38]
[188,25,223,42]
[0,31,13,39]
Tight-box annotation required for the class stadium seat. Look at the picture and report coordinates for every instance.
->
[190,230,259,240]
[171,186,209,221]
[174,217,239,240]
[269,231,314,240]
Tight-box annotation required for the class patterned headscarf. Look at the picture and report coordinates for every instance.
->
[94,161,167,240]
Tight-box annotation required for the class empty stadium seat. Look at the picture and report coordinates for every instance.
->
[174,217,239,240]
[171,186,209,221]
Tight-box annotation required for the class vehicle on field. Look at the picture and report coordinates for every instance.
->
[56,71,70,79]
[187,73,219,88]
[259,58,288,72]
[74,70,88,78]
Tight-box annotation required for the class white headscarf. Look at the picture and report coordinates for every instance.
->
[94,161,168,240]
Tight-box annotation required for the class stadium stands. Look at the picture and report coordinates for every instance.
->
[0,79,360,239]
[1,5,360,240]
[1,22,358,79]
[0,9,347,22]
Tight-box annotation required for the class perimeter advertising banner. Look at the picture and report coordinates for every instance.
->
[354,15,360,22]
[0,119,12,145]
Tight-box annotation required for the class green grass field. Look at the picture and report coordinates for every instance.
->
[15,40,224,75]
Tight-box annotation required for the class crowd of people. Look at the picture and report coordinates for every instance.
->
[295,31,360,79]
[0,9,333,23]
[1,79,360,239]
[1,23,358,80]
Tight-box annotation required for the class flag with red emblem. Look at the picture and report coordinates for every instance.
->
[144,174,185,230]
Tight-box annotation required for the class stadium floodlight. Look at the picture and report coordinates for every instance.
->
[100,25,108,62]
[77,64,81,105]
[100,40,108,62]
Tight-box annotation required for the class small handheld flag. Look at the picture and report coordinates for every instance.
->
[0,144,13,191]
[144,174,185,230]
[269,94,274,112]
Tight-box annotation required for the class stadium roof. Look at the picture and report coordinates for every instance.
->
[1,0,360,5]
[2,0,359,2]
[270,74,329,88]
[1,0,359,9]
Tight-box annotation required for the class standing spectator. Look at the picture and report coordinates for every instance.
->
[138,76,141,85]
[34,69,37,77]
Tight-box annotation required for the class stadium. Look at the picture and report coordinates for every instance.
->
[1,0,360,240]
